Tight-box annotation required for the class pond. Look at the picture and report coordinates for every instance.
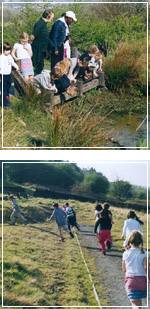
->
[105,114,148,148]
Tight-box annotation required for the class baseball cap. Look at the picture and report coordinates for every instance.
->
[65,11,77,22]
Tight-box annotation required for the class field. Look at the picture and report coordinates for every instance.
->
[1,197,149,307]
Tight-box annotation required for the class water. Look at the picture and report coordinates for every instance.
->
[106,114,148,148]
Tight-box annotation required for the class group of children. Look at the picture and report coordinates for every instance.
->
[94,203,148,308]
[7,195,148,308]
[0,27,104,108]
[0,33,34,108]
[47,201,80,241]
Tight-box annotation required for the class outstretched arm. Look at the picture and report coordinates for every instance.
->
[122,260,126,273]
[121,221,127,239]
[47,209,55,222]
[94,219,100,233]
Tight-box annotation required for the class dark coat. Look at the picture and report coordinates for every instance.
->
[32,18,50,65]
[94,211,112,233]
[49,20,66,52]
[32,18,50,52]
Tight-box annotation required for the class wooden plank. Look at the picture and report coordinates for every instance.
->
[12,69,104,108]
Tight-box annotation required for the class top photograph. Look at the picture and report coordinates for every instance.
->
[0,1,148,149]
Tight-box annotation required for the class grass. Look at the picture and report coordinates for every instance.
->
[3,223,100,306]
[1,87,146,148]
[1,197,149,307]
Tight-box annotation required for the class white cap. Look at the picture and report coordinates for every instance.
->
[65,11,77,22]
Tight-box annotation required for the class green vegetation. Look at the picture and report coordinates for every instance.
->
[2,163,147,206]
[112,180,133,200]
[1,3,147,147]
[73,168,110,195]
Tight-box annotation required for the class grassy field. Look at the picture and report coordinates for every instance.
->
[1,197,149,307]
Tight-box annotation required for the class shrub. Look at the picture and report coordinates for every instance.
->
[104,41,147,92]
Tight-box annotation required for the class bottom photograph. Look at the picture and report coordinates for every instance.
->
[1,161,149,307]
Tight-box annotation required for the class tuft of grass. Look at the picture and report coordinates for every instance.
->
[1,82,146,148]
[104,40,147,92]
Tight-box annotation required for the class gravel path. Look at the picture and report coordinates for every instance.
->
[78,224,148,308]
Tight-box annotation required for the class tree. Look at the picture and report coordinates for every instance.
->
[81,169,109,195]
[112,180,133,200]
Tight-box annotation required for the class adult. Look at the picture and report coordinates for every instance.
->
[49,11,77,69]
[32,9,54,75]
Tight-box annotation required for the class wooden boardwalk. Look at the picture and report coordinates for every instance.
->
[12,69,106,108]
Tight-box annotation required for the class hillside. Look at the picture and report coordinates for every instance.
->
[1,197,149,307]
[2,162,147,212]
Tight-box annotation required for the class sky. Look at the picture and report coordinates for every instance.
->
[76,161,148,188]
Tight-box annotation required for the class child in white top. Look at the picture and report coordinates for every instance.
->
[88,51,103,77]
[12,32,34,82]
[0,43,19,108]
[121,210,143,248]
[122,231,148,308]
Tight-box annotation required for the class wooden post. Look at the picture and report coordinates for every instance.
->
[98,72,106,87]
[77,79,83,97]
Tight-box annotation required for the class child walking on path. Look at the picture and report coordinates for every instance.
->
[0,43,19,108]
[122,231,149,308]
[94,203,113,255]
[12,32,34,82]
[9,195,27,225]
[122,210,144,249]
[65,202,80,237]
[47,203,69,241]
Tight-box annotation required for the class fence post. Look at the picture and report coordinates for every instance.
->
[98,72,106,87]
[77,79,83,97]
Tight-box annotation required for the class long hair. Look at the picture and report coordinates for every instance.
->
[127,230,144,253]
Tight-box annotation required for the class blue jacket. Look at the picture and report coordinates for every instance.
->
[49,20,66,52]
[53,207,67,226]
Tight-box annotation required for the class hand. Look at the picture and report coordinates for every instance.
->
[55,50,59,55]
[46,218,51,222]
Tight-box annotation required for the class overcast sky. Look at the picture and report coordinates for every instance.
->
[76,161,149,188]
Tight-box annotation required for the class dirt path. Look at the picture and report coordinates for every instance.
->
[78,224,131,307]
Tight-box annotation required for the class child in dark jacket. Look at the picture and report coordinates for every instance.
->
[94,203,113,255]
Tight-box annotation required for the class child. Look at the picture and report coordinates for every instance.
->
[12,32,34,82]
[34,70,58,92]
[65,202,80,237]
[94,206,112,255]
[88,50,103,78]
[47,203,69,241]
[76,45,99,80]
[9,194,27,225]
[0,43,19,108]
[94,203,103,241]
[122,231,148,308]
[122,210,143,249]
[103,202,113,227]
[95,203,103,221]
